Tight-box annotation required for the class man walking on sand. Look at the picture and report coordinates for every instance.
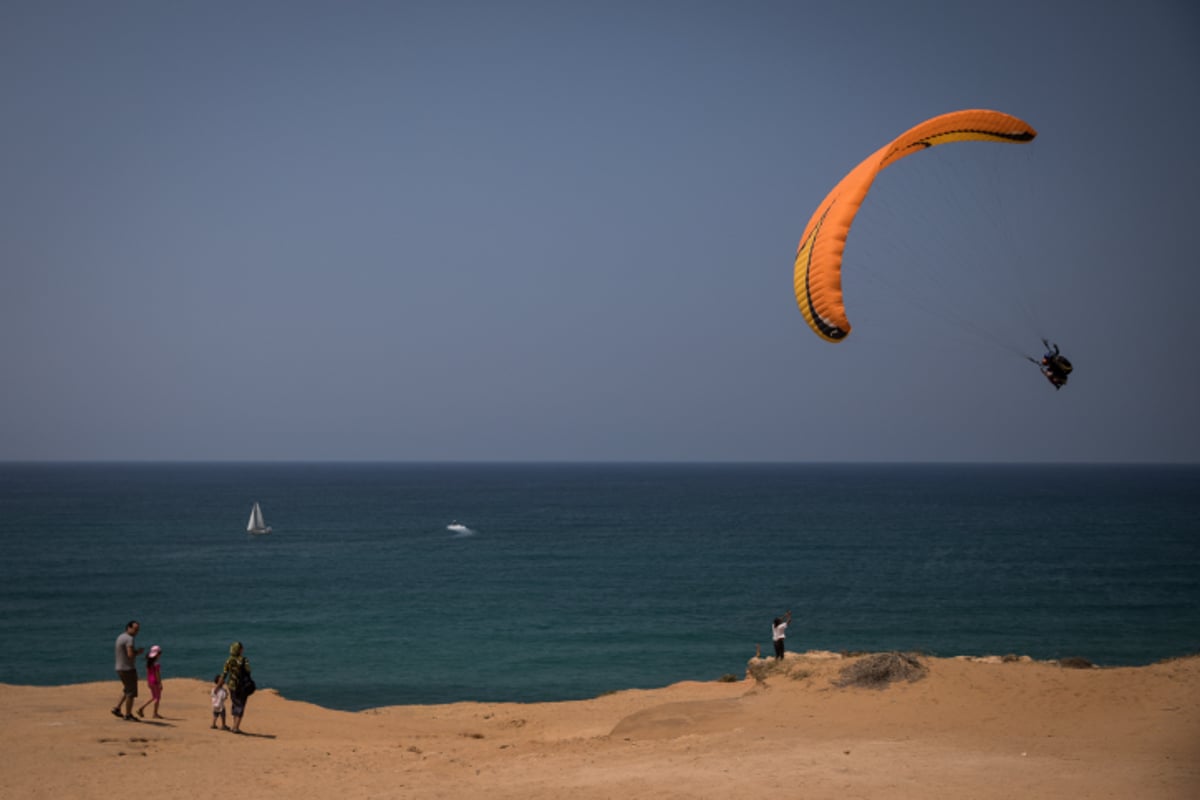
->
[111,620,144,721]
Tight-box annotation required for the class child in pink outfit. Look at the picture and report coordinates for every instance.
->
[136,645,164,718]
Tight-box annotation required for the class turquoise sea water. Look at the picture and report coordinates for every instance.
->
[1,463,1197,711]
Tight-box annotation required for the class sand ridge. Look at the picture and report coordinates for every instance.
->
[2,652,1197,799]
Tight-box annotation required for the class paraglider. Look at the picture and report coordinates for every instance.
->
[791,109,1073,391]
[792,109,1037,343]
[1032,339,1073,390]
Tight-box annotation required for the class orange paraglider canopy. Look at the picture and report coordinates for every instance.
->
[793,109,1037,342]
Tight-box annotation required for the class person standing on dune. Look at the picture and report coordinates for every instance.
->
[111,620,143,720]
[771,610,792,660]
[222,642,254,733]
[136,645,164,718]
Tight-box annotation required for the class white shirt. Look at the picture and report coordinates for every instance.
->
[772,621,788,641]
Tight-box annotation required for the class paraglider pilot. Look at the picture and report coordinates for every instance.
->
[1037,339,1072,390]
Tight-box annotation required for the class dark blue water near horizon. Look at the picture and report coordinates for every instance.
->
[1,463,1197,711]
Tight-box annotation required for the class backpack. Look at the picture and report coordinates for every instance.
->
[240,665,256,697]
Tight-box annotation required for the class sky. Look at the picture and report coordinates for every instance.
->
[2,0,1198,462]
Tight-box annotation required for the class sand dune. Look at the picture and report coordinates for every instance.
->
[3,652,1197,799]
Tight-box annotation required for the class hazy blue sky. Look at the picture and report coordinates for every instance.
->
[3,1,1198,462]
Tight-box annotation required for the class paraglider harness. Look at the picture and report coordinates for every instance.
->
[1031,339,1072,390]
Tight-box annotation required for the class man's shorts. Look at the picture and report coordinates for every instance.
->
[117,669,138,697]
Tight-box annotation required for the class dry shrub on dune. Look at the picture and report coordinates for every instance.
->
[1057,656,1096,669]
[835,652,927,689]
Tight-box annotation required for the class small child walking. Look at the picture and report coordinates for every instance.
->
[136,645,164,718]
[210,674,229,730]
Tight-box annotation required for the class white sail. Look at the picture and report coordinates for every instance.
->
[247,502,271,534]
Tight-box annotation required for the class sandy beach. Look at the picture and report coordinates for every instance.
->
[3,651,1197,799]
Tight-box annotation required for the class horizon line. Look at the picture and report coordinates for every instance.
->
[1,459,1196,467]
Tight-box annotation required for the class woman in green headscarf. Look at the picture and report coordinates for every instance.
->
[221,642,252,733]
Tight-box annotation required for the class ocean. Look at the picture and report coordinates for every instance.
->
[1,463,1197,711]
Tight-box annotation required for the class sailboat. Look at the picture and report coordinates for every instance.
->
[247,502,272,535]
